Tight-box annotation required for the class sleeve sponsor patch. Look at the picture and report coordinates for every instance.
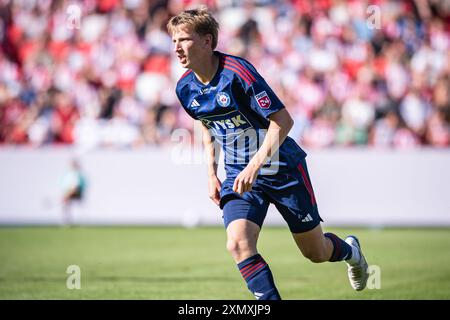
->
[255,91,271,109]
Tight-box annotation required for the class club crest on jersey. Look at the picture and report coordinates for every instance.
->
[255,91,271,109]
[216,92,231,107]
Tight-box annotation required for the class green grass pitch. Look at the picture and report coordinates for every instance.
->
[0,226,449,299]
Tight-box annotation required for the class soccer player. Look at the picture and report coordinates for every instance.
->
[60,158,86,226]
[168,7,369,300]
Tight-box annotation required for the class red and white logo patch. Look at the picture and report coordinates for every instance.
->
[255,91,271,109]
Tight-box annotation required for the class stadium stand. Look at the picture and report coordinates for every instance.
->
[0,0,448,149]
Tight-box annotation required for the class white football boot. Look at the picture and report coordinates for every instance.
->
[345,236,369,291]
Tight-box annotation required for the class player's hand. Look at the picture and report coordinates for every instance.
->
[233,164,259,195]
[208,175,222,206]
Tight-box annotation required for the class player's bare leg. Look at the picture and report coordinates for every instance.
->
[292,224,369,291]
[226,219,259,263]
[226,218,281,299]
[61,198,72,227]
[292,224,333,263]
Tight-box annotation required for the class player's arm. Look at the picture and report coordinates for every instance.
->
[233,108,293,195]
[201,123,222,206]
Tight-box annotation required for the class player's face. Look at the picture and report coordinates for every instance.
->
[171,25,209,69]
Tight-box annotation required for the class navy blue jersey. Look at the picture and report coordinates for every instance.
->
[176,51,307,191]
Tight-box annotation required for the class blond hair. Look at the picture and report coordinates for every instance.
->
[167,6,220,50]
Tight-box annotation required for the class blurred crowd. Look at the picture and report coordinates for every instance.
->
[0,0,449,149]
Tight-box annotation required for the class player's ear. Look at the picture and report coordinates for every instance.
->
[203,34,213,49]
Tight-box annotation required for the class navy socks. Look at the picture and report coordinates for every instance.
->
[324,232,353,262]
[236,234,353,300]
[237,254,281,300]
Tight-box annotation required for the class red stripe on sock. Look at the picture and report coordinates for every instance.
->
[242,262,267,279]
[240,260,265,278]
[239,257,262,274]
[328,233,342,261]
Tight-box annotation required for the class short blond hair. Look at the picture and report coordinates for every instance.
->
[167,6,220,50]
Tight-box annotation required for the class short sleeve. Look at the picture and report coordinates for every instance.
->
[176,83,198,120]
[227,57,285,119]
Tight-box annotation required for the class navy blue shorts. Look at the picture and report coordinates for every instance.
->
[221,158,323,234]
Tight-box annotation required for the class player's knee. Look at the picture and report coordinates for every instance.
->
[226,238,254,260]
